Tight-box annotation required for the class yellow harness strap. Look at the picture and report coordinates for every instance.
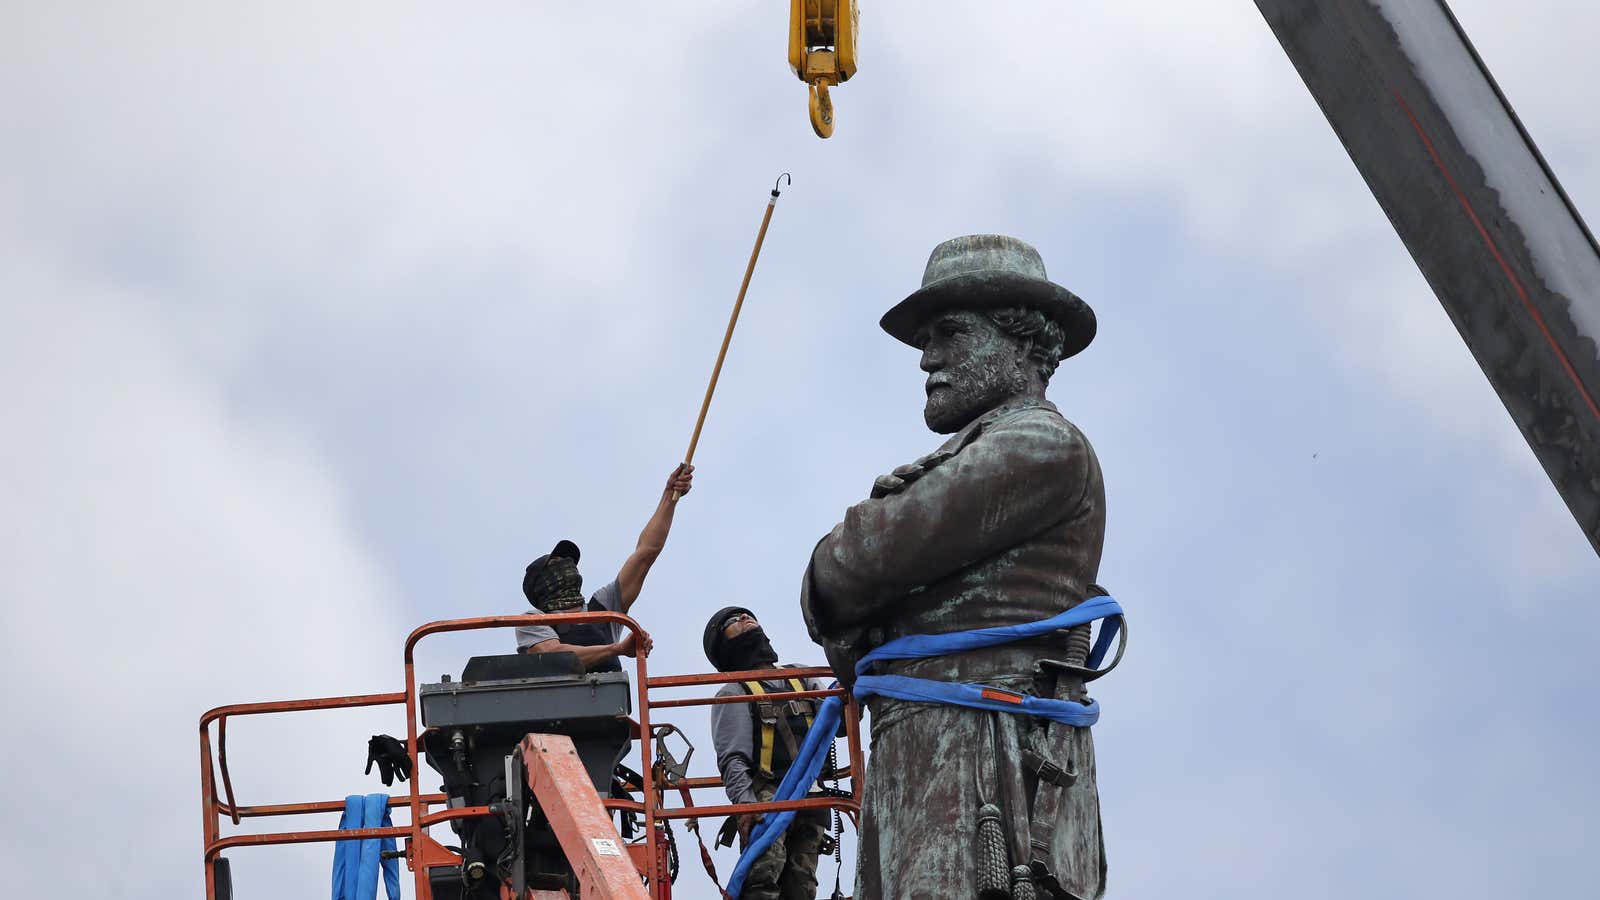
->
[788,678,814,730]
[746,680,777,777]
[745,678,815,778]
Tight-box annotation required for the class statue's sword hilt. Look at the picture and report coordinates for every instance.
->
[1024,620,1095,897]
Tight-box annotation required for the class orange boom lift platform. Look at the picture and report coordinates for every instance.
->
[199,610,864,899]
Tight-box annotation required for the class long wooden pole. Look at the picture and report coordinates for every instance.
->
[675,176,789,494]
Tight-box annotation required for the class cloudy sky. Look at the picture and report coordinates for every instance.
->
[4,2,1598,897]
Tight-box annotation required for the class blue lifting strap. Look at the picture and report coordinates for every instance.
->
[724,595,1123,897]
[726,693,845,897]
[332,793,400,900]
[852,593,1124,727]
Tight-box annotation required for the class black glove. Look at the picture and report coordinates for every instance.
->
[365,734,412,786]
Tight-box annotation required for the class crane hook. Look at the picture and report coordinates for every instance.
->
[809,78,835,139]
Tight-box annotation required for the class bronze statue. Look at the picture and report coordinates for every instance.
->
[801,235,1110,899]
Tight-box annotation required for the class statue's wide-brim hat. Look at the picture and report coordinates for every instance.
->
[880,234,1096,360]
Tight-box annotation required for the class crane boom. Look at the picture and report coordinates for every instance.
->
[1255,0,1600,556]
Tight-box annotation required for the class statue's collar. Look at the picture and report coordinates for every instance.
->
[940,396,1058,451]
[871,397,1059,500]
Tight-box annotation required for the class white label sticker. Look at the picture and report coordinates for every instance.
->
[592,838,622,857]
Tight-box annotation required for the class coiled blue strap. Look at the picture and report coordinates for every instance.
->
[332,793,400,900]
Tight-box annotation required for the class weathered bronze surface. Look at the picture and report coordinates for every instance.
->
[802,235,1110,898]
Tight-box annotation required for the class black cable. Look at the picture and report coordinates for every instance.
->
[823,741,847,897]
[662,819,681,883]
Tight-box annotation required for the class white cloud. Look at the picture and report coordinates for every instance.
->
[0,232,410,896]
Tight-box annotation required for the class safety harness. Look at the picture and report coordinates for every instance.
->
[745,677,815,779]
[726,692,847,897]
[670,677,825,900]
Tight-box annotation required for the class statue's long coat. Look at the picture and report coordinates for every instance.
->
[801,397,1107,899]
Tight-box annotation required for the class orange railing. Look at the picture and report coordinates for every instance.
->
[198,611,863,900]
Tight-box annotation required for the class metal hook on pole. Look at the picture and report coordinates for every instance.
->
[673,175,792,499]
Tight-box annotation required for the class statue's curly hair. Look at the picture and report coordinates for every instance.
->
[986,307,1066,384]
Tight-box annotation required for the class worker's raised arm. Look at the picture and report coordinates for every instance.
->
[615,464,694,611]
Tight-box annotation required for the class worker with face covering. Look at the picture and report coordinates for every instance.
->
[705,607,834,900]
[514,464,694,670]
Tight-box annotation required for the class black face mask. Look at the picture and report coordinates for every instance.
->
[528,557,585,613]
[717,627,779,672]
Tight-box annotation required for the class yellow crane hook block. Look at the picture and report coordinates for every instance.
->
[788,0,858,138]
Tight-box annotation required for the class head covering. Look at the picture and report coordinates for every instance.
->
[707,605,780,669]
[523,539,583,611]
[703,606,754,665]
[879,234,1096,359]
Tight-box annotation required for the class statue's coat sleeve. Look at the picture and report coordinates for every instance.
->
[803,409,1093,644]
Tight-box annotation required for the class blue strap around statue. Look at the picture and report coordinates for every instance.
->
[726,693,845,897]
[331,793,401,900]
[852,593,1123,727]
[725,595,1123,897]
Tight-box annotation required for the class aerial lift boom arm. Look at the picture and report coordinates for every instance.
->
[520,734,651,900]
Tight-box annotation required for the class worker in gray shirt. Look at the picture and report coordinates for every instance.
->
[704,607,833,900]
[515,464,694,670]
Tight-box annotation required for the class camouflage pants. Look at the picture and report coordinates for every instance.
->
[740,784,830,900]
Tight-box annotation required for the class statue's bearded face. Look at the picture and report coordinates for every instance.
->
[916,310,1032,433]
